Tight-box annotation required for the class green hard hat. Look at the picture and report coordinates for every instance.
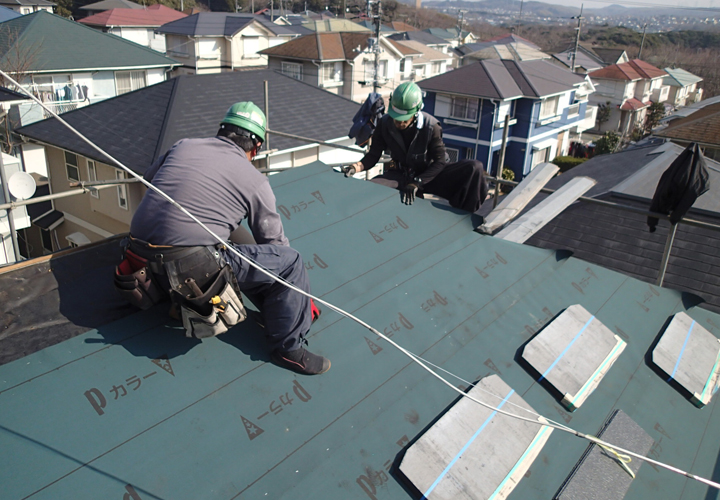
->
[387,81,423,121]
[220,101,267,140]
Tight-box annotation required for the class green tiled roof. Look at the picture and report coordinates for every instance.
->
[0,10,178,72]
[663,67,703,88]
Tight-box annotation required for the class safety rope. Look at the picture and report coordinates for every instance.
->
[4,68,719,491]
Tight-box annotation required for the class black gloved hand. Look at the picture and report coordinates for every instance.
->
[342,164,357,177]
[401,182,419,205]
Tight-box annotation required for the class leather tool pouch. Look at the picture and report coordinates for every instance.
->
[114,249,164,310]
[165,252,246,339]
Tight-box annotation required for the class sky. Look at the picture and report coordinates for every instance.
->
[532,0,720,10]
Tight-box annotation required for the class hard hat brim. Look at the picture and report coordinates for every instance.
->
[387,106,415,121]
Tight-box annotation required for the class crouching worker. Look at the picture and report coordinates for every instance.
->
[343,82,488,212]
[116,102,329,375]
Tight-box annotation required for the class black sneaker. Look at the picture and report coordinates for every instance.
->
[271,347,331,375]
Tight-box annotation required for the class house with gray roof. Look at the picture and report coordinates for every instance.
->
[663,67,703,108]
[552,44,605,74]
[0,11,178,126]
[419,59,595,179]
[157,13,299,75]
[0,0,52,15]
[14,69,363,256]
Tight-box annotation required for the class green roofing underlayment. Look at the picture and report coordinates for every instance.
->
[2,163,720,499]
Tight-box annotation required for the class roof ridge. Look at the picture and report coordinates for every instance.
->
[153,76,180,162]
[510,60,540,97]
[482,60,503,100]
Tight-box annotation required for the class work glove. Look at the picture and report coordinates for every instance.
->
[342,164,358,177]
[401,182,419,205]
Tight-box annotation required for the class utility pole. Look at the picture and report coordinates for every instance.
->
[571,4,584,73]
[457,10,466,44]
[638,23,648,60]
[367,0,383,94]
[516,0,524,36]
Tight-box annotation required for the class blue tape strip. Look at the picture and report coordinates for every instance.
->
[538,315,595,383]
[422,389,514,500]
[667,320,695,382]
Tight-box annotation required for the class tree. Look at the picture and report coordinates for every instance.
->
[645,101,665,132]
[596,101,611,129]
[595,131,620,155]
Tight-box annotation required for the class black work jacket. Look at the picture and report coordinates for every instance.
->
[360,111,447,185]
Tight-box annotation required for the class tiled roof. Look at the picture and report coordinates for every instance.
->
[260,32,375,61]
[16,69,360,175]
[386,20,416,31]
[0,86,29,101]
[484,33,540,49]
[304,19,370,32]
[552,48,604,71]
[590,59,666,81]
[387,38,422,56]
[157,13,297,37]
[388,30,448,46]
[620,97,650,111]
[420,59,583,100]
[465,43,548,62]
[0,11,178,72]
[394,39,447,62]
[79,5,186,27]
[80,0,141,10]
[0,5,20,21]
[591,47,627,64]
[655,101,720,146]
[663,67,703,88]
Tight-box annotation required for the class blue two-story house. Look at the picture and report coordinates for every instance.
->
[419,59,596,179]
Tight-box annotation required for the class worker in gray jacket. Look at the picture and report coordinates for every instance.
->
[127,102,329,375]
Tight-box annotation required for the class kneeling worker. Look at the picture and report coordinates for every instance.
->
[343,82,488,212]
[127,102,330,375]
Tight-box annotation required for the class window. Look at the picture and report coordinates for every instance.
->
[116,170,128,210]
[539,96,560,120]
[87,160,99,198]
[432,62,442,75]
[446,147,459,163]
[322,62,343,84]
[364,61,388,82]
[243,36,259,56]
[65,151,79,182]
[198,38,221,59]
[399,58,406,73]
[167,36,188,56]
[531,147,550,169]
[450,96,479,121]
[115,70,147,95]
[281,62,302,81]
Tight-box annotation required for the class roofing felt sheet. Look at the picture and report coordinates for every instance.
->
[2,164,720,499]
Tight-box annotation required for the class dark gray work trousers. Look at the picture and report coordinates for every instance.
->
[221,244,312,353]
[371,159,488,213]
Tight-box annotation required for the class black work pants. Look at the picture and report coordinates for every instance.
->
[370,159,488,212]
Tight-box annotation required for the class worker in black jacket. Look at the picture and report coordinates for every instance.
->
[343,82,488,212]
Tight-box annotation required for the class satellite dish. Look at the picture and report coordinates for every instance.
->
[8,171,36,200]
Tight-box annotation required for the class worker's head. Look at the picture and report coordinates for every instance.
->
[218,102,266,159]
[387,81,423,128]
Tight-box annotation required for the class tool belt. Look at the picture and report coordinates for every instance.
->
[114,236,246,339]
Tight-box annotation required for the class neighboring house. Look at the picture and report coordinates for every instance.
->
[390,39,451,81]
[385,20,416,31]
[419,59,595,179]
[157,13,299,75]
[552,44,605,74]
[588,59,668,135]
[260,32,406,103]
[79,4,187,53]
[387,30,452,54]
[14,69,363,255]
[0,0,52,15]
[591,47,629,66]
[0,3,23,19]
[0,11,178,126]
[663,67,703,107]
[78,0,141,17]
[654,101,720,161]
[459,41,549,66]
[423,27,476,47]
[521,139,720,313]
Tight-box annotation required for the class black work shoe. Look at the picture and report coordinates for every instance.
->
[271,347,331,375]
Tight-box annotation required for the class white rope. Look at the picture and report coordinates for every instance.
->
[5,69,719,491]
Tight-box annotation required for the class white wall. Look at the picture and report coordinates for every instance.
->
[21,143,48,177]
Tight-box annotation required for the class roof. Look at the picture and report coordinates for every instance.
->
[485,33,540,49]
[388,30,449,47]
[303,19,370,32]
[157,13,298,37]
[552,47,604,71]
[387,38,422,56]
[386,20,416,31]
[419,59,584,100]
[520,141,720,313]
[423,27,471,41]
[79,5,186,28]
[655,101,720,146]
[0,0,53,6]
[620,97,650,111]
[663,67,703,88]
[591,47,628,64]
[465,43,549,62]
[0,11,178,72]
[4,161,720,498]
[590,59,666,81]
[354,20,394,32]
[16,69,360,175]
[259,32,378,61]
[0,5,20,22]
[0,85,29,102]
[394,39,448,63]
[80,0,142,10]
